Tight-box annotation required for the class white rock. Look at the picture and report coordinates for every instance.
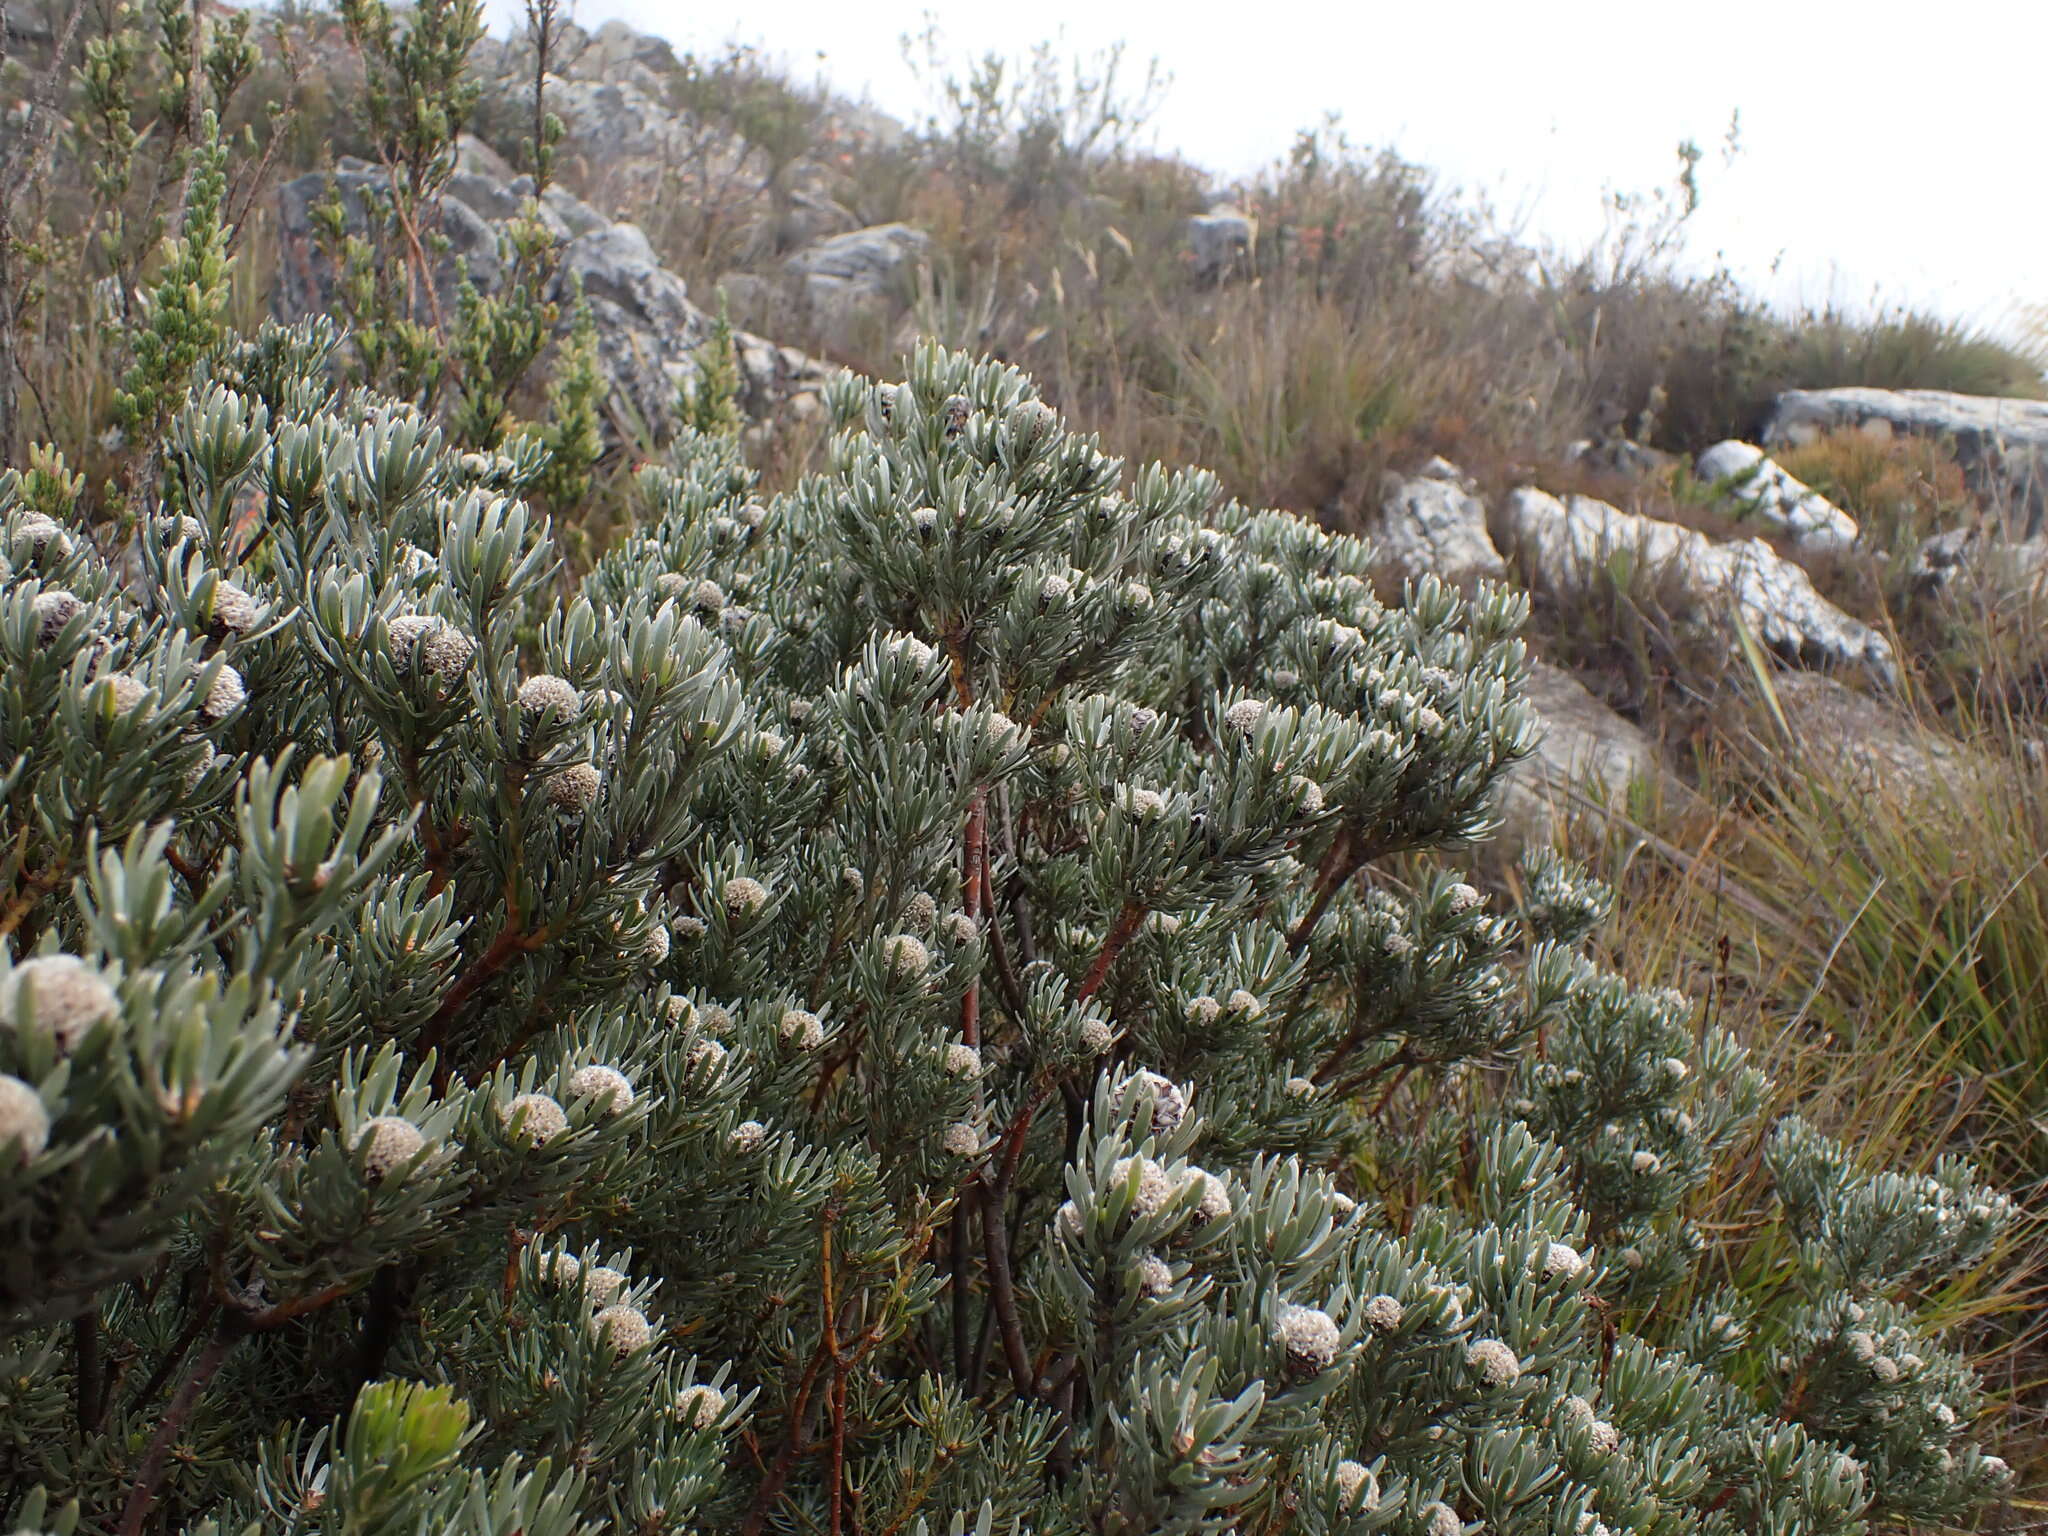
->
[1376,468,1508,592]
[1696,440,1858,552]
[1501,487,1895,681]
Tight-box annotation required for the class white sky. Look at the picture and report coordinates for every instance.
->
[482,0,2047,340]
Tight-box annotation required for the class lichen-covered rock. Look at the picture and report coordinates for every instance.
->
[1503,487,1895,681]
[1375,463,1508,592]
[1696,440,1859,552]
[1763,387,2048,537]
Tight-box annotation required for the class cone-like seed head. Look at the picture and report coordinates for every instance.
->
[502,1092,568,1147]
[1465,1338,1521,1387]
[11,511,69,558]
[592,1303,653,1353]
[1077,1016,1112,1054]
[883,933,931,981]
[200,663,245,721]
[780,1008,824,1049]
[723,876,769,919]
[0,1073,49,1159]
[518,674,581,718]
[355,1115,426,1180]
[1277,1304,1342,1374]
[901,891,938,932]
[729,1119,767,1152]
[568,1064,634,1114]
[675,1383,727,1429]
[208,581,260,635]
[548,762,603,813]
[0,955,116,1051]
[1122,1069,1187,1135]
[32,589,84,646]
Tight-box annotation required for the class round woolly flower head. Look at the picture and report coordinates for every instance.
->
[1077,1016,1113,1055]
[1424,1503,1463,1536]
[686,1037,729,1081]
[592,1303,654,1354]
[88,672,150,717]
[943,1042,982,1079]
[882,933,931,981]
[355,1115,426,1180]
[901,891,938,933]
[540,1250,582,1288]
[32,589,85,646]
[1054,1199,1083,1242]
[941,1121,982,1158]
[1276,1304,1343,1376]
[1362,1294,1402,1334]
[909,506,939,534]
[728,1119,767,1153]
[206,580,261,636]
[1185,995,1222,1028]
[1111,1155,1174,1219]
[1038,571,1072,604]
[1630,1150,1662,1175]
[674,1383,727,1429]
[1446,882,1482,914]
[1225,988,1264,1018]
[1179,1167,1232,1227]
[0,954,116,1052]
[1284,1076,1317,1100]
[585,1265,628,1304]
[1542,1241,1586,1279]
[518,673,582,718]
[10,510,70,559]
[1334,1459,1375,1507]
[1290,776,1326,814]
[1586,1418,1620,1455]
[1465,1338,1521,1387]
[780,1008,824,1050]
[722,876,770,920]
[1118,580,1153,609]
[501,1091,568,1147]
[547,762,603,814]
[199,663,245,722]
[0,1074,50,1159]
[687,578,727,613]
[1121,1069,1188,1135]
[1222,698,1268,737]
[1135,1253,1174,1297]
[387,614,476,677]
[1122,786,1167,819]
[568,1064,634,1114]
[942,912,978,946]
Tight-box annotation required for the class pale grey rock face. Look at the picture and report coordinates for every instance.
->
[1502,487,1895,682]
[273,161,835,441]
[1375,468,1508,592]
[1564,437,1677,481]
[1762,387,2048,537]
[784,223,929,348]
[1695,440,1859,552]
[1186,209,1256,282]
[1763,671,1994,798]
[1495,662,1666,854]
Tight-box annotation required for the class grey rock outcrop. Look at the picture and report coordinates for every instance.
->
[1563,437,1676,481]
[785,222,928,349]
[1495,662,1667,853]
[1695,440,1858,552]
[274,164,835,440]
[1374,462,1508,592]
[1186,208,1256,283]
[1501,487,1895,681]
[1763,387,2048,536]
[1762,671,1994,798]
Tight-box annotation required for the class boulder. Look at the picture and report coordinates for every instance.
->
[1186,208,1256,283]
[1762,670,1994,798]
[1374,463,1508,592]
[1762,387,2048,537]
[1695,440,1858,552]
[1495,662,1667,853]
[274,164,836,441]
[784,222,928,351]
[1912,521,2048,598]
[1501,487,1896,682]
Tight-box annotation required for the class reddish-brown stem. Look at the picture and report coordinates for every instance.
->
[120,1324,234,1536]
[976,1178,1036,1400]
[1076,902,1147,1003]
[1286,827,1361,953]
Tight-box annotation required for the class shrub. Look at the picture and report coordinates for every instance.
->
[0,334,2017,1535]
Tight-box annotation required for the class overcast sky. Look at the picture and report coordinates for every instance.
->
[481,0,2046,339]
